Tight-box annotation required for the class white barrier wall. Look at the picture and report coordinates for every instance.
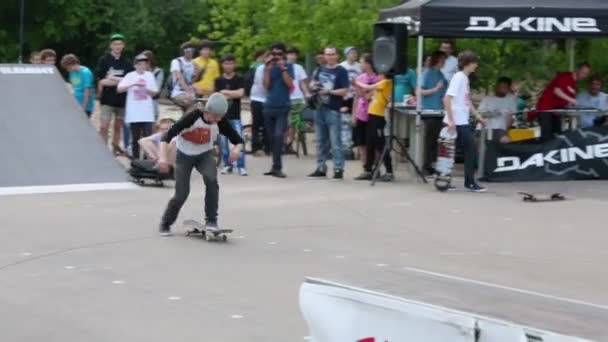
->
[299,278,592,342]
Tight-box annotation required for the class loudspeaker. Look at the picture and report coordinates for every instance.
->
[373,22,408,75]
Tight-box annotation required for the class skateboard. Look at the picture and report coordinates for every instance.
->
[518,192,565,202]
[183,219,233,242]
[434,127,457,192]
[129,160,173,187]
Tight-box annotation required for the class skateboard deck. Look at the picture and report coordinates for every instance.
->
[183,219,233,242]
[131,177,165,187]
[434,128,457,192]
[518,192,565,202]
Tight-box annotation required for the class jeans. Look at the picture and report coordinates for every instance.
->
[130,122,153,159]
[123,121,131,150]
[456,125,477,186]
[364,115,393,174]
[161,150,219,227]
[539,112,562,142]
[314,108,344,172]
[220,119,245,169]
[263,106,289,171]
[423,117,443,171]
[251,101,268,153]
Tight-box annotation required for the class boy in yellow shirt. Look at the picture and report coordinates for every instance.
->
[193,40,220,96]
[354,75,394,181]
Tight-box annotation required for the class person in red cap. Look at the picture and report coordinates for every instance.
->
[534,62,591,141]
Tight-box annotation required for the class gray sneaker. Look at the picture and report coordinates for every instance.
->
[205,221,220,232]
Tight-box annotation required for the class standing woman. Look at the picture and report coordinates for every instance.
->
[142,50,164,121]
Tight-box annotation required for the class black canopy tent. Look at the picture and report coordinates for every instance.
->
[379,0,608,38]
[377,0,608,172]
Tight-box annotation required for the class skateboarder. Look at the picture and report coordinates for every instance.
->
[157,93,244,236]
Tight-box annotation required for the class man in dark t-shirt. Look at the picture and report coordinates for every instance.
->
[262,42,295,178]
[215,54,247,176]
[307,46,349,181]
[96,33,134,153]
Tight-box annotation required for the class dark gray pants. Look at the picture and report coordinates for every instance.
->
[161,150,218,227]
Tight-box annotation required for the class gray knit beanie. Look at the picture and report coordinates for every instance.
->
[204,93,228,116]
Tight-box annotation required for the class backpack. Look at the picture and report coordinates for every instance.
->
[165,57,184,95]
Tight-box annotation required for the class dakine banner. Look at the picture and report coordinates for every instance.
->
[484,127,608,182]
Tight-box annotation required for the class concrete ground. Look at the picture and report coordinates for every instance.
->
[1,151,607,341]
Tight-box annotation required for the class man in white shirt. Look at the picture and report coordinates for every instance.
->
[170,42,197,113]
[439,40,458,83]
[285,47,311,154]
[576,77,607,128]
[443,51,487,193]
[478,77,518,141]
[339,46,362,109]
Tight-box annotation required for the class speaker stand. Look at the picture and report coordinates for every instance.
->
[370,78,427,186]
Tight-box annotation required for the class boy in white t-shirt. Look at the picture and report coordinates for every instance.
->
[117,54,159,159]
[443,51,487,193]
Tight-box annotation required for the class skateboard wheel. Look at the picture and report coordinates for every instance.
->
[222,235,227,242]
[205,234,212,242]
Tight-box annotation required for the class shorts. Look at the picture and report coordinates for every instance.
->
[171,93,196,113]
[352,119,368,147]
[100,105,125,123]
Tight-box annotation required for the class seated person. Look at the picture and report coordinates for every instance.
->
[576,76,607,128]
[138,118,177,164]
[478,77,517,143]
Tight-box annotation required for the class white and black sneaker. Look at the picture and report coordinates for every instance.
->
[205,221,220,233]
[159,224,172,237]
[221,166,233,175]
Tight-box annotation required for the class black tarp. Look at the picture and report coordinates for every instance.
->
[379,0,608,38]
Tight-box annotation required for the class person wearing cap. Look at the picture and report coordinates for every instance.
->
[117,53,159,160]
[157,93,244,236]
[169,42,197,112]
[96,33,134,153]
[339,46,362,109]
[193,40,221,96]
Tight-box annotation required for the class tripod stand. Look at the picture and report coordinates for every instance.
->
[370,77,427,186]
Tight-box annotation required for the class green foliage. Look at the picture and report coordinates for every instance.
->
[1,0,607,89]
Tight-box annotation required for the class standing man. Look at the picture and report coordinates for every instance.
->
[60,54,96,117]
[193,40,221,96]
[215,54,247,176]
[170,42,197,113]
[339,46,362,112]
[534,63,591,140]
[443,51,487,193]
[96,33,134,153]
[285,47,310,154]
[39,49,56,65]
[307,46,349,180]
[261,42,294,178]
[248,49,270,156]
[439,40,458,83]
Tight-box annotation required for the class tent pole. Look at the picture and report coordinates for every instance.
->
[413,35,424,167]
[568,39,576,71]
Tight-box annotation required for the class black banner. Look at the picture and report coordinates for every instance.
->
[483,127,608,182]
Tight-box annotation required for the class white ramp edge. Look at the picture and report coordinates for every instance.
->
[299,277,592,342]
[0,182,137,196]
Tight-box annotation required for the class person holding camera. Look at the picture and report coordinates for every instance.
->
[307,46,350,181]
[261,42,295,178]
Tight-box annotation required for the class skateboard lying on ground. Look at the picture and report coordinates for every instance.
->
[183,219,233,242]
[518,192,566,203]
[434,127,457,192]
[129,160,173,187]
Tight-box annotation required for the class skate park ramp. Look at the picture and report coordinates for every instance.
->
[0,64,133,195]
